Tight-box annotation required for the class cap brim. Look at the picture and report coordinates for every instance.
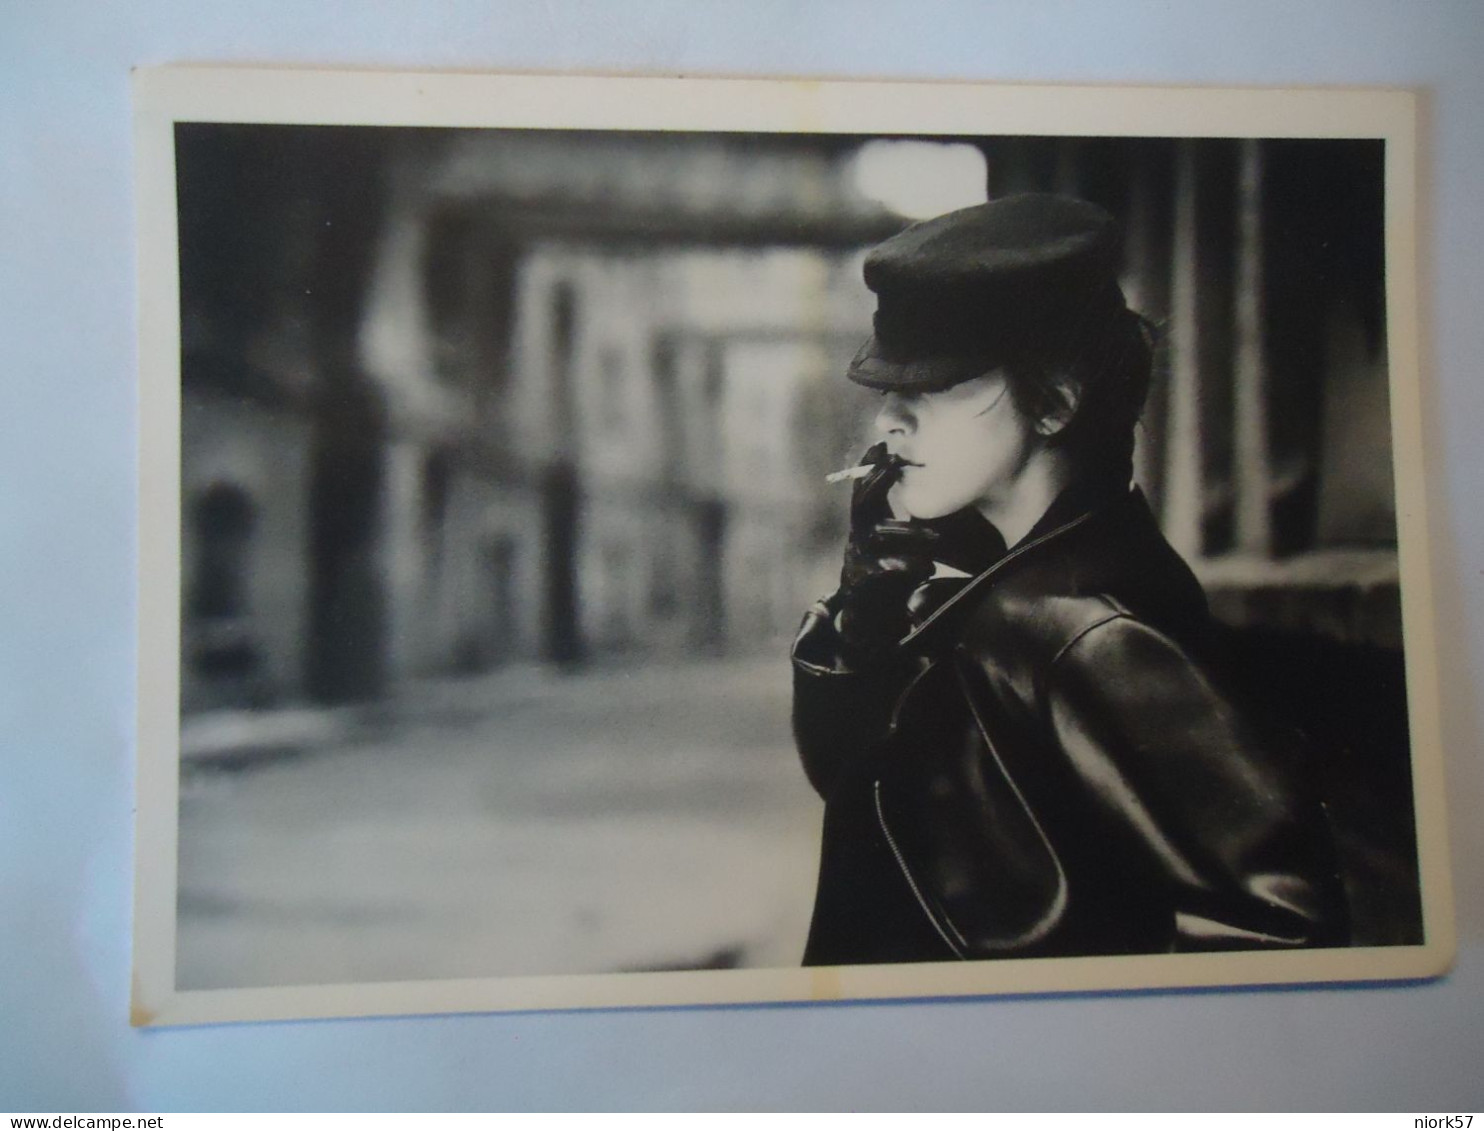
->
[845,335,997,393]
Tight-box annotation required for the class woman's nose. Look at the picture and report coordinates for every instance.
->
[874,392,915,438]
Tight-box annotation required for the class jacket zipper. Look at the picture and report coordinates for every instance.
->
[874,780,968,960]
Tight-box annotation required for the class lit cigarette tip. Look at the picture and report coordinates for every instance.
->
[825,464,875,484]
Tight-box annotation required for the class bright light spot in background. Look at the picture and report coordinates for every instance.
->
[850,141,988,219]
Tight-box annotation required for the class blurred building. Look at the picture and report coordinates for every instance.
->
[178,127,391,712]
[177,126,893,711]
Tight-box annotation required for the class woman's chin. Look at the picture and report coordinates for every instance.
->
[892,480,971,522]
[897,498,959,522]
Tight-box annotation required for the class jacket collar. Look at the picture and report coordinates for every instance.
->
[901,483,1138,650]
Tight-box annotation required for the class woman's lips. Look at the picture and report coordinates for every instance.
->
[824,451,922,484]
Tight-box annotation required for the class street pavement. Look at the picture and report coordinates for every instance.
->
[176,653,824,990]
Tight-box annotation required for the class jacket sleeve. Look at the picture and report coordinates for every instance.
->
[1045,613,1348,950]
[791,596,906,799]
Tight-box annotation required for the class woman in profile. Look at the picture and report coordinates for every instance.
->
[793,193,1347,966]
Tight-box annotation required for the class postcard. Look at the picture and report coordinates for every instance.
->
[132,67,1451,1025]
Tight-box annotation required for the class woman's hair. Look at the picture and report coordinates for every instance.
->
[1002,305,1157,486]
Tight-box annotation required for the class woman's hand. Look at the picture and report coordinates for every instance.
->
[835,443,938,657]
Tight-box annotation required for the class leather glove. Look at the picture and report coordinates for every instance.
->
[834,442,938,658]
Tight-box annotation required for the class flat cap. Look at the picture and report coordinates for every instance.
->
[847,193,1129,391]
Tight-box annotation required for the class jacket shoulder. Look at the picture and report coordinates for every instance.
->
[928,489,1212,690]
[956,590,1130,684]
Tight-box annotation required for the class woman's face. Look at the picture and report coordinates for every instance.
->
[875,372,1044,521]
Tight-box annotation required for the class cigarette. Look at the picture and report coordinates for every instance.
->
[825,464,876,484]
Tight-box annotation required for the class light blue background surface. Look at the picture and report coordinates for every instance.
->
[4,0,1482,1111]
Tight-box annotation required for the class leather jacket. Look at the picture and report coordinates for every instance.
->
[793,486,1349,966]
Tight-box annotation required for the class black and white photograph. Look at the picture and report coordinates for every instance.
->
[131,70,1450,1025]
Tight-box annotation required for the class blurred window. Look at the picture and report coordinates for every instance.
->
[703,342,725,407]
[600,345,626,429]
[651,333,684,482]
[424,211,475,383]
[187,483,262,682]
[601,542,630,647]
[421,450,450,586]
[550,280,578,435]
[189,483,256,619]
[649,530,679,619]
